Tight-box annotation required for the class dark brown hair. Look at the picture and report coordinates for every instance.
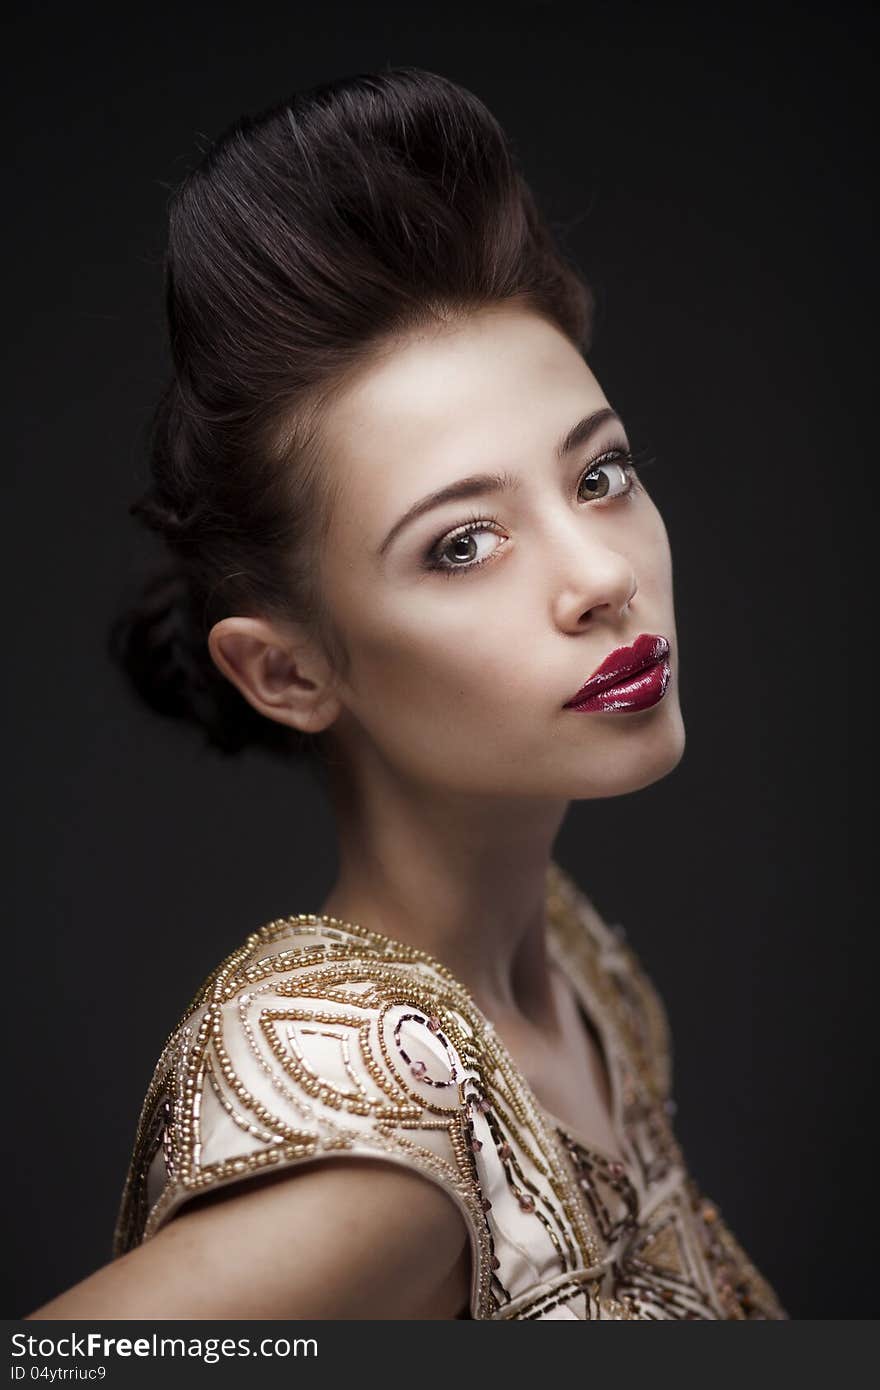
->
[108,66,595,765]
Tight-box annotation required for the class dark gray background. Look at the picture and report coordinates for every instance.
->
[5,0,875,1318]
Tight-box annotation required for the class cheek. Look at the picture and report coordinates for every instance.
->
[346,594,516,711]
[330,571,541,762]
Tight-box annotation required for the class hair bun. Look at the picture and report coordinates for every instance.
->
[107,567,210,722]
[108,565,302,759]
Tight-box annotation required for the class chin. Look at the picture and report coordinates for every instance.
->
[567,703,687,800]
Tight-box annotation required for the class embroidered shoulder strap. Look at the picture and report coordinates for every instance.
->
[113,903,611,1318]
[113,914,503,1315]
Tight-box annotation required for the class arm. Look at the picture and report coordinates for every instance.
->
[26,1158,472,1320]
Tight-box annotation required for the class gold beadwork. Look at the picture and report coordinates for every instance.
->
[113,860,788,1321]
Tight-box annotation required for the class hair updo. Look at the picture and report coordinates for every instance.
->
[108,65,596,762]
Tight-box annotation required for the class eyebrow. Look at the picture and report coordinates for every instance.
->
[377,406,623,557]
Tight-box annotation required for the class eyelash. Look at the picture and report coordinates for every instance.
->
[424,445,653,579]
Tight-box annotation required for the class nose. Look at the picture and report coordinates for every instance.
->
[551,536,638,634]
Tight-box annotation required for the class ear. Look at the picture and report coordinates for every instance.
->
[207,616,341,736]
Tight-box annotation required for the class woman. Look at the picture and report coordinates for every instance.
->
[26,66,787,1321]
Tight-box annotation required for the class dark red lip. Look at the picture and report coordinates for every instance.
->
[562,633,671,708]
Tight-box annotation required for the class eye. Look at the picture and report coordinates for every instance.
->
[424,444,640,579]
[428,518,506,579]
[577,450,635,503]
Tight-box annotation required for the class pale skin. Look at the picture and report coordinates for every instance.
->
[27,303,685,1319]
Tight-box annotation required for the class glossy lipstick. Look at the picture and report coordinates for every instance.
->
[563,633,671,714]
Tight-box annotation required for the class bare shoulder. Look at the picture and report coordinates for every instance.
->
[28,1157,472,1320]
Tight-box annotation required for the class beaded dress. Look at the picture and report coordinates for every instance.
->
[114,861,787,1320]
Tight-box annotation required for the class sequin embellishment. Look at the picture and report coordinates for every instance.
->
[113,861,788,1321]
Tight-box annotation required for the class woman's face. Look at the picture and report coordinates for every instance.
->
[314,303,685,800]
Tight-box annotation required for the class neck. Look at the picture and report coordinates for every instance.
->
[317,745,571,1037]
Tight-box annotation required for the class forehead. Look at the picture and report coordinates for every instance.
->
[319,306,607,523]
